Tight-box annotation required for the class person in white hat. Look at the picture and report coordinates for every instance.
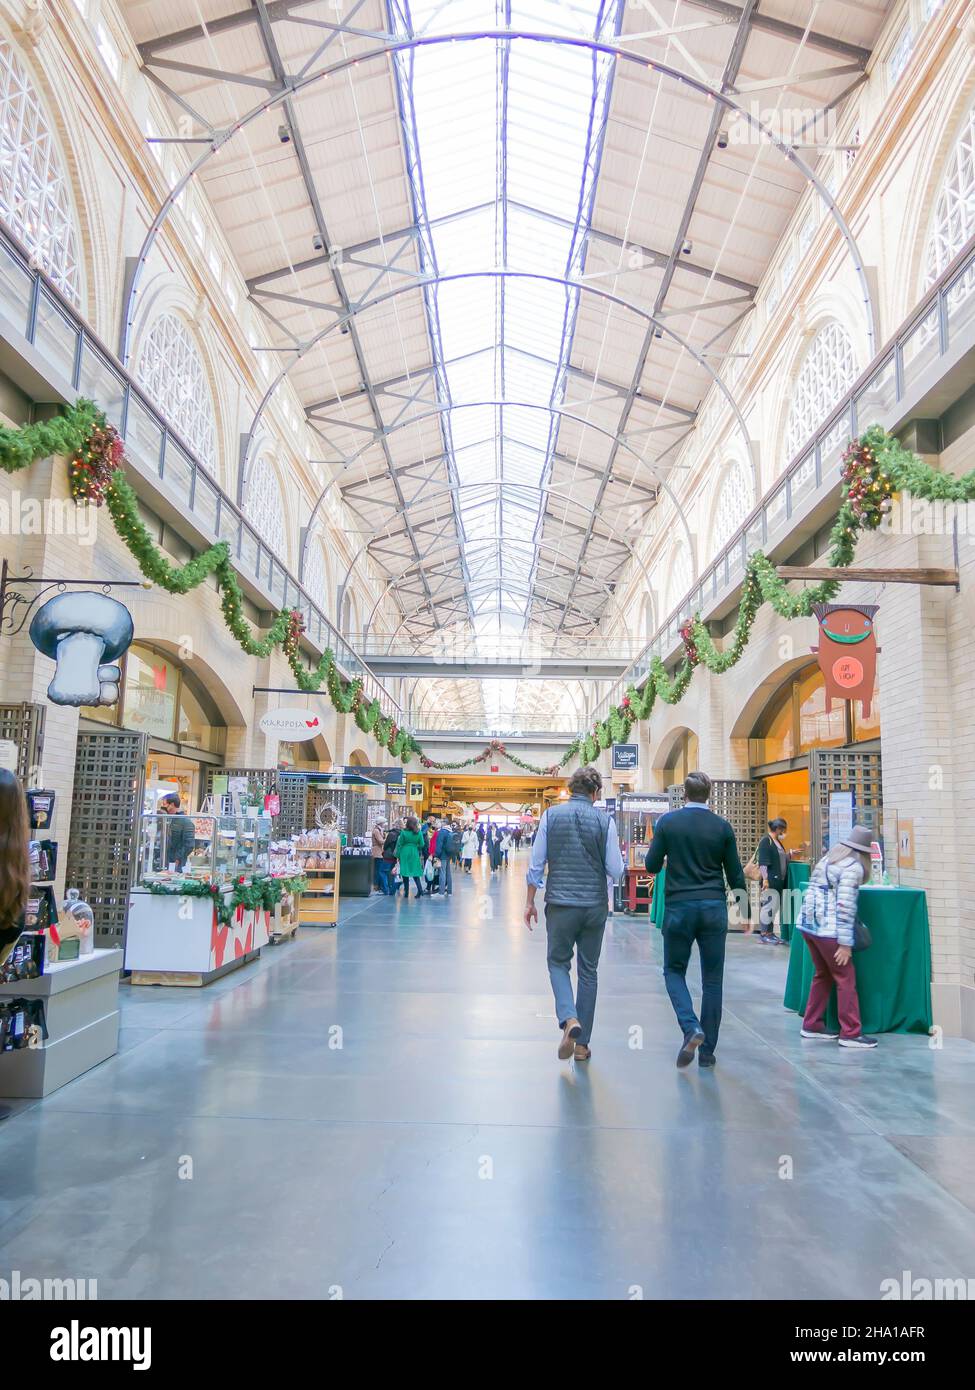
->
[795,825,878,1049]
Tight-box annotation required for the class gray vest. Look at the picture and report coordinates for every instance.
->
[544,797,610,906]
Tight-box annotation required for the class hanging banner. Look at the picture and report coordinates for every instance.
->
[343,765,404,786]
[259,708,324,742]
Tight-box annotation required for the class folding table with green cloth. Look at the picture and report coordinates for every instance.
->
[783,885,933,1035]
[779,860,810,942]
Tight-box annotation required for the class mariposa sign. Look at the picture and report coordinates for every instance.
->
[259,707,325,742]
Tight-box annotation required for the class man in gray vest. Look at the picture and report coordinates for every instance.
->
[524,766,624,1061]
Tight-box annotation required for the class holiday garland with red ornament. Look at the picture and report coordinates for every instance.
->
[2,407,970,775]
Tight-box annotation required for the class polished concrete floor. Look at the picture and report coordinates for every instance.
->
[1,851,974,1300]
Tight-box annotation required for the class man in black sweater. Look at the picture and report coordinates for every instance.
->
[644,771,748,1069]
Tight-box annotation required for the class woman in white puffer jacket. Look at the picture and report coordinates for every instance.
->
[796,825,877,1049]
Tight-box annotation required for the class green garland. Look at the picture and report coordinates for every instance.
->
[146,872,304,926]
[4,405,965,775]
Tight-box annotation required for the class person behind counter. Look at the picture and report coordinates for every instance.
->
[158,793,196,871]
[0,768,31,1122]
[756,817,793,947]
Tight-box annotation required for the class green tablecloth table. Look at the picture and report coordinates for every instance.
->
[779,860,810,942]
[783,886,932,1035]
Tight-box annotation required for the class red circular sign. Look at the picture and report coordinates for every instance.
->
[831,656,864,689]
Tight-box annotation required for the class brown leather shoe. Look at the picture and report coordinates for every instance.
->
[558,1018,582,1059]
[573,1044,591,1061]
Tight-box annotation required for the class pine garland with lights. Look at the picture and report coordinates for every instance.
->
[9,402,971,775]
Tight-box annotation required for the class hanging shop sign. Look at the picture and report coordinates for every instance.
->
[343,765,404,786]
[611,743,639,771]
[259,708,324,742]
[812,604,879,718]
[29,592,134,708]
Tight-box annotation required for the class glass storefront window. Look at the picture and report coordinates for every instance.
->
[797,668,847,750]
[124,644,179,740]
[177,681,225,754]
[666,730,699,786]
[751,662,879,768]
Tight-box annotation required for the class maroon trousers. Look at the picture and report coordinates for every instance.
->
[801,932,862,1039]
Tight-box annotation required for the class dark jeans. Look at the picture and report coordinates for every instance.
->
[662,898,728,1058]
[377,859,393,894]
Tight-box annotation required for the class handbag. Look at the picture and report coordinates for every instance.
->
[852,918,872,951]
[744,847,763,883]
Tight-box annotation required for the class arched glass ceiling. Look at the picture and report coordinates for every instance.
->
[389,0,623,628]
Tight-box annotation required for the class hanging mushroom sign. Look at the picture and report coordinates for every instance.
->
[29,592,134,707]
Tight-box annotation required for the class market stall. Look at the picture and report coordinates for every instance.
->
[783,885,933,1034]
[125,811,277,985]
[614,792,669,915]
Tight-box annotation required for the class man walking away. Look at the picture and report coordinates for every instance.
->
[525,766,624,1062]
[439,819,459,896]
[644,771,748,1070]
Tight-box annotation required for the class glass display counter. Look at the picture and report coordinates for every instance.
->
[126,813,273,985]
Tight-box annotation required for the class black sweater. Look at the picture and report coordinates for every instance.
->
[644,806,747,905]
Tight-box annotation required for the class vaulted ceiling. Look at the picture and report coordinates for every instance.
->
[119,0,891,725]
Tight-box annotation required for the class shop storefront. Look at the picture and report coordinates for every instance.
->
[81,642,227,811]
[749,662,881,860]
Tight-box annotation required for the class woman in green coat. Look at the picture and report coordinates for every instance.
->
[394,816,427,898]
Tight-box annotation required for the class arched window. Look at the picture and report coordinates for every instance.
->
[663,542,692,617]
[137,313,216,465]
[925,104,975,284]
[0,37,81,302]
[244,456,287,559]
[712,459,754,552]
[303,537,331,615]
[784,322,858,461]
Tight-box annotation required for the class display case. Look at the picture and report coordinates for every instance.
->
[126,813,273,985]
[616,793,671,867]
[614,792,671,914]
[134,813,272,885]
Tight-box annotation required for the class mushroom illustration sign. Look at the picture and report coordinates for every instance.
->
[811,602,880,718]
[29,592,134,707]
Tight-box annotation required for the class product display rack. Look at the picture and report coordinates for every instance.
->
[297,850,340,927]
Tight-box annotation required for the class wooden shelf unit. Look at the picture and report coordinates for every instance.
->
[296,854,341,926]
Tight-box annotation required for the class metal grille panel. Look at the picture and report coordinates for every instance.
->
[0,702,45,783]
[277,772,310,840]
[667,778,767,856]
[66,730,147,948]
[809,747,883,862]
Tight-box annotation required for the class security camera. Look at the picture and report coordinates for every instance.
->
[717,130,728,150]
[682,239,693,256]
[312,233,326,252]
[278,124,291,144]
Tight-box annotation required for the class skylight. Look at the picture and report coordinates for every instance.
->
[389,0,623,659]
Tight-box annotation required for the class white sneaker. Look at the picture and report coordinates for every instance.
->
[800,1027,840,1040]
[838,1034,879,1049]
